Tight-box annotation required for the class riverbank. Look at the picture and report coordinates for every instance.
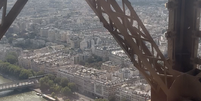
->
[0,91,47,101]
[32,88,94,101]
[0,72,62,101]
[0,73,52,101]
[0,72,93,101]
[32,88,64,101]
[0,75,46,101]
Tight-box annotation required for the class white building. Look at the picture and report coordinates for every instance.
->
[18,45,70,73]
[116,83,151,101]
[57,65,125,99]
[80,36,102,50]
[48,28,56,41]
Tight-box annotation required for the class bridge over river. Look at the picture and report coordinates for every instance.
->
[0,75,46,92]
[0,79,37,92]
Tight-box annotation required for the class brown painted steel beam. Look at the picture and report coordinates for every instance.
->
[85,0,180,99]
[0,0,28,39]
[0,0,6,10]
[86,0,201,100]
[1,0,7,25]
[166,0,201,100]
[167,0,200,72]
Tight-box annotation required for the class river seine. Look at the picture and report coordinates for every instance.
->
[0,76,47,101]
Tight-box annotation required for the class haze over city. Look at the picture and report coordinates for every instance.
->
[0,0,200,101]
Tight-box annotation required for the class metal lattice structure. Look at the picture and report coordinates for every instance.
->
[1,0,201,100]
[86,0,201,101]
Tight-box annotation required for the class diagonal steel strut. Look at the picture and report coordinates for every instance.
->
[85,0,180,94]
[0,0,28,39]
[86,0,201,100]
